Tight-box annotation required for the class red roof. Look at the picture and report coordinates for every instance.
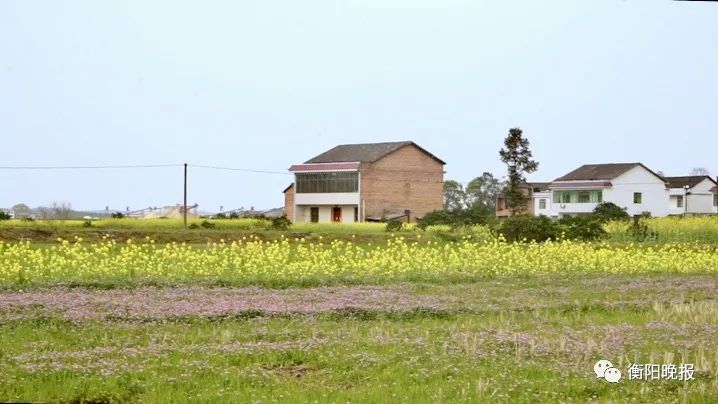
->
[289,162,360,172]
[551,181,613,189]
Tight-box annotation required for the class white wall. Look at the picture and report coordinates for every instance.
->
[553,202,599,217]
[294,192,359,206]
[668,194,686,216]
[533,192,553,216]
[606,166,669,217]
[295,205,358,223]
[686,179,716,214]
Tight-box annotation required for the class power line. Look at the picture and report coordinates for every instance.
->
[0,164,183,170]
[190,164,291,175]
[0,163,291,175]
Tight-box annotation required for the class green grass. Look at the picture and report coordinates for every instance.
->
[1,217,716,401]
[1,274,717,403]
[4,216,718,246]
[0,218,400,244]
[0,218,392,232]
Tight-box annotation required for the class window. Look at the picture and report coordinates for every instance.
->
[539,199,546,209]
[676,195,684,208]
[578,191,590,203]
[714,194,718,207]
[633,192,642,204]
[310,207,319,223]
[497,197,505,210]
[295,172,359,193]
[553,190,602,204]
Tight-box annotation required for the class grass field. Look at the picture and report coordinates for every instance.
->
[2,275,717,402]
[2,215,718,244]
[1,217,717,402]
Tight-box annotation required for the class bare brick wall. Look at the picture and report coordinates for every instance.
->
[360,145,444,222]
[284,185,294,222]
[496,187,535,217]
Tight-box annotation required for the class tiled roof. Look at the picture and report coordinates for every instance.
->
[554,163,662,182]
[551,181,613,189]
[304,141,445,164]
[289,162,361,172]
[664,176,716,189]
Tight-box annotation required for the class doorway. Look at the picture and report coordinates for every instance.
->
[332,207,342,223]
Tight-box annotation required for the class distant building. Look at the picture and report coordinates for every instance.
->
[284,141,445,223]
[125,204,199,219]
[549,163,669,218]
[664,176,718,215]
[496,182,551,218]
[496,163,718,219]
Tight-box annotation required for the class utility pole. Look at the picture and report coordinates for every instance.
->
[183,163,188,228]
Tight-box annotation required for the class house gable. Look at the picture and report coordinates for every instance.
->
[304,141,445,165]
[611,165,667,187]
[665,176,717,192]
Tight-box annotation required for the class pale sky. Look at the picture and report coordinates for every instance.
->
[1,1,717,212]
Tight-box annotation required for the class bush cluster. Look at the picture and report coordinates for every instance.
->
[498,215,606,242]
[498,216,560,242]
[385,220,403,232]
[213,211,250,219]
[417,205,491,230]
[270,215,291,231]
[0,211,11,221]
[591,202,634,222]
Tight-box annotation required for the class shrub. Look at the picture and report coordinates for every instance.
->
[200,220,216,229]
[499,215,560,242]
[188,223,200,229]
[83,219,93,228]
[592,202,629,222]
[385,220,403,232]
[558,216,606,241]
[0,211,11,220]
[229,212,240,219]
[628,217,659,242]
[432,230,460,242]
[214,213,227,219]
[416,205,490,230]
[270,215,291,231]
[111,212,126,219]
[416,210,454,230]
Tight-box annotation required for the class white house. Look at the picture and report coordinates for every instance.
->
[548,163,670,218]
[665,176,718,215]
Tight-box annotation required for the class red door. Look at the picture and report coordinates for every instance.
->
[332,207,342,223]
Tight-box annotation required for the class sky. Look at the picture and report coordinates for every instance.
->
[1,1,717,212]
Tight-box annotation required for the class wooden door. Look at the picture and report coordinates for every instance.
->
[332,207,342,223]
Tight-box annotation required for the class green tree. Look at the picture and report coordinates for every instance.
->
[499,127,539,215]
[443,180,465,211]
[11,203,30,214]
[465,172,505,211]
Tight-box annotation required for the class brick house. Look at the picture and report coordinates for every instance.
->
[495,182,551,218]
[283,141,445,223]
